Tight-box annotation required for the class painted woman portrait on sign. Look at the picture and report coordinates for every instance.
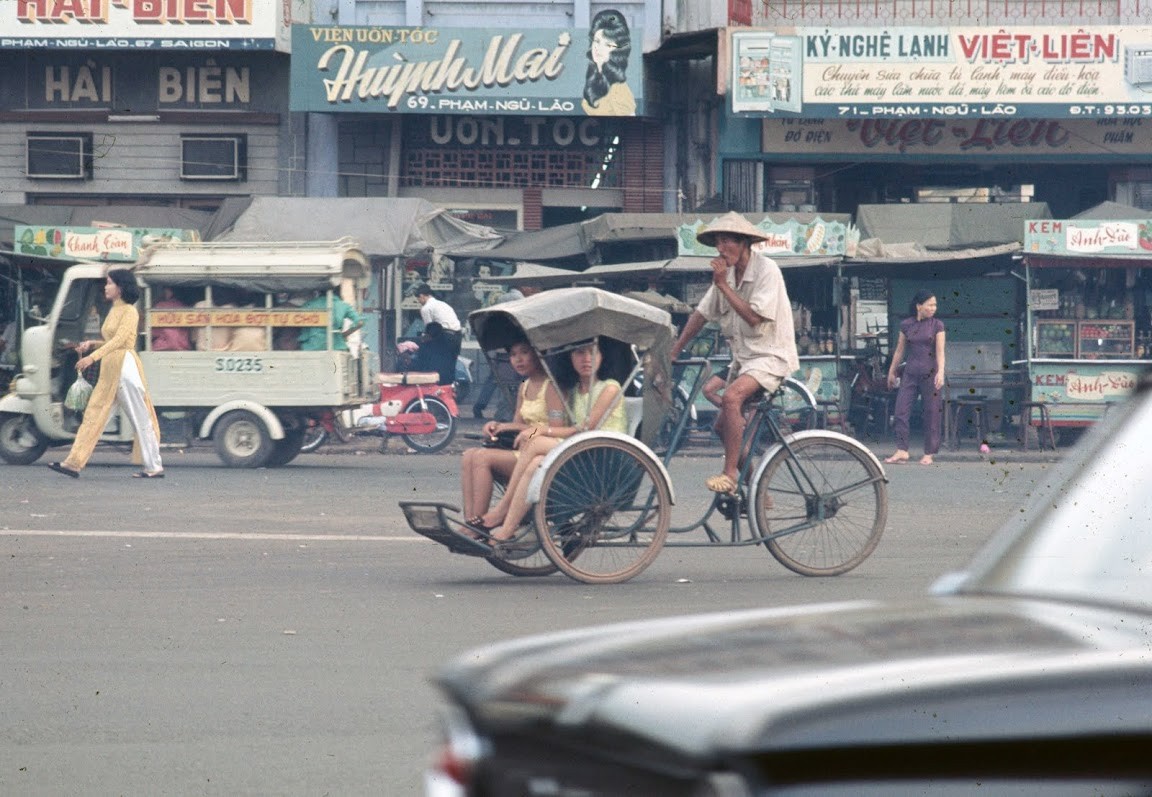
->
[582,10,636,117]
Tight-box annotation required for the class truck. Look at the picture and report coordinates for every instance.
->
[0,239,379,469]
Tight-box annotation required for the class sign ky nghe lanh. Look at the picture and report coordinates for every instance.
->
[732,26,1152,119]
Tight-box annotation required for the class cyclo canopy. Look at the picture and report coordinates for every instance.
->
[469,287,675,448]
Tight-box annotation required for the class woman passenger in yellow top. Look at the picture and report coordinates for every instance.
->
[581,10,636,117]
[49,269,164,479]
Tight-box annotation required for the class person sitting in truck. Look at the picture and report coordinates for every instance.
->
[150,286,192,352]
[297,290,363,352]
[193,287,235,352]
[226,290,268,352]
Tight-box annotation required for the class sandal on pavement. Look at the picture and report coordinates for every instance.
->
[884,453,909,464]
[705,473,738,495]
[49,462,80,478]
[919,455,934,465]
[132,471,165,479]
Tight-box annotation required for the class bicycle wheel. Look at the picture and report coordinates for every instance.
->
[751,435,886,576]
[533,437,671,585]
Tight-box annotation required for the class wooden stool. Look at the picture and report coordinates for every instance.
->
[1018,401,1056,451]
[950,397,990,448]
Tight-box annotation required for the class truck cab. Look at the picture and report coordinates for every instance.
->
[0,239,379,468]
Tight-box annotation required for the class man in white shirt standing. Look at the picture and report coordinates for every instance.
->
[414,283,463,383]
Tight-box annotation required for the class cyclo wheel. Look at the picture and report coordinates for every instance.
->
[480,477,559,577]
[533,436,671,585]
[751,435,887,577]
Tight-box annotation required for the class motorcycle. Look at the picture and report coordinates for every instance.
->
[301,371,459,454]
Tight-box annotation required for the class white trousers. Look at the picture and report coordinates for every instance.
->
[117,355,163,474]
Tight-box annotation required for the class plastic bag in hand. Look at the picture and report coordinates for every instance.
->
[64,375,93,412]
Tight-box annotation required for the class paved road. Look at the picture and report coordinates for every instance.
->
[0,444,1068,795]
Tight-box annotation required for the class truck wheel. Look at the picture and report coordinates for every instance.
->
[265,426,307,468]
[213,410,273,468]
[0,413,50,465]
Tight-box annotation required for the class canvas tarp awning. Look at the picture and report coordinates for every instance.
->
[473,261,582,287]
[214,197,501,258]
[435,221,587,260]
[580,211,853,246]
[580,254,841,279]
[854,202,1051,249]
[846,202,1051,264]
[848,240,1022,263]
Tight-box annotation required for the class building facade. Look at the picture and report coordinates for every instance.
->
[0,0,306,211]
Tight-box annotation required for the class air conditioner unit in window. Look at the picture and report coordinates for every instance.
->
[181,136,245,181]
[1125,46,1152,86]
[26,134,91,179]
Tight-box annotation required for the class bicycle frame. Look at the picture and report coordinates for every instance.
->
[656,360,885,549]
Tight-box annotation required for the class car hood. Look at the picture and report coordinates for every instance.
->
[436,596,1152,757]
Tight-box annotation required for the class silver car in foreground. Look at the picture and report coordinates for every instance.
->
[426,371,1152,797]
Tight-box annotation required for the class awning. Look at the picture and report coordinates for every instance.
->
[215,197,501,258]
[581,211,853,247]
[437,221,587,261]
[847,240,1022,264]
[855,202,1051,250]
[474,261,582,287]
[580,254,841,278]
[0,203,220,251]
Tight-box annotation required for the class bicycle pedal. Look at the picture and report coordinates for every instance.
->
[717,494,748,520]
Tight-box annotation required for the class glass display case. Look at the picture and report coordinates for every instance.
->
[1034,319,1077,358]
[1078,320,1134,359]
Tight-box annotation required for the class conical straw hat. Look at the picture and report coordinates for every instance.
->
[695,211,771,247]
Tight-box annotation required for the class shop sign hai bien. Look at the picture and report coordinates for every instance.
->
[14,226,200,261]
[289,22,644,116]
[677,216,860,258]
[0,0,295,50]
[1024,219,1152,255]
[731,25,1152,119]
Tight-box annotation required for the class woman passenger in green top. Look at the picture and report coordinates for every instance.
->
[470,338,627,550]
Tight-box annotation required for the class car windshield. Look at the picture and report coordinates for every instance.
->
[961,379,1152,610]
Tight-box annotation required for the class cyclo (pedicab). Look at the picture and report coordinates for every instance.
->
[401,287,889,584]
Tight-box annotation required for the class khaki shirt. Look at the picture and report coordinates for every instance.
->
[697,250,799,378]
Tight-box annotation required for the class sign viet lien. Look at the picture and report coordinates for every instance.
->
[732,26,1152,119]
[289,23,644,116]
[0,0,293,50]
[1024,219,1152,256]
[14,226,200,261]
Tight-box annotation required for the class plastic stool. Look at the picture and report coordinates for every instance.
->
[950,397,989,448]
[1018,401,1056,451]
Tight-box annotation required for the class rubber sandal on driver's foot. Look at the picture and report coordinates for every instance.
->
[705,473,738,495]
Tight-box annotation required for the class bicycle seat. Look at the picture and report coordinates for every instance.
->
[378,371,439,386]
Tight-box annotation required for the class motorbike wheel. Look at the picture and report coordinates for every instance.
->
[400,397,455,453]
[0,412,50,465]
[300,425,328,454]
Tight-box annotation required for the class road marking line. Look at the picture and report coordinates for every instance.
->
[0,529,430,542]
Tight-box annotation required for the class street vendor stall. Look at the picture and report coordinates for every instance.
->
[1020,204,1152,428]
